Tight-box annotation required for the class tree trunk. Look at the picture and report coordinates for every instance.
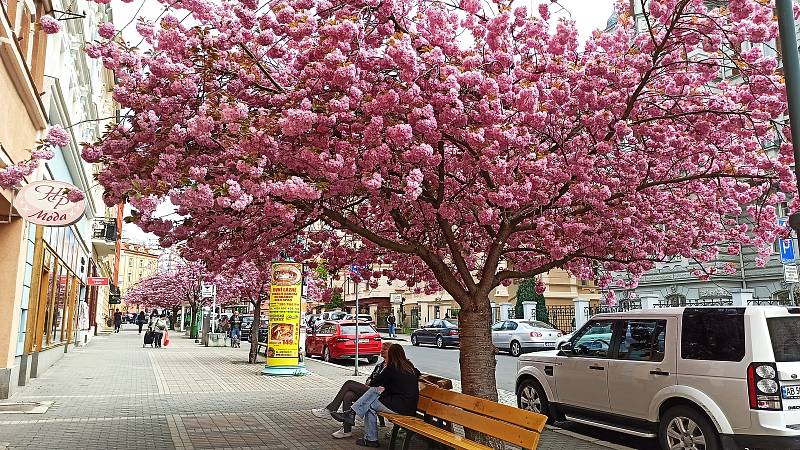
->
[190,304,199,339]
[249,299,262,364]
[458,304,498,401]
[171,306,180,330]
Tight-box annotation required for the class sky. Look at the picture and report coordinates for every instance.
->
[118,0,617,245]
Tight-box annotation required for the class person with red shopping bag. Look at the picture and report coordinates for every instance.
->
[163,329,170,347]
[153,313,169,348]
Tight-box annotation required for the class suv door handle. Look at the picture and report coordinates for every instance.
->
[589,365,605,371]
[650,370,670,376]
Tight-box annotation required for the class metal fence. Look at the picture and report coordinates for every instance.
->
[586,300,642,317]
[653,298,733,308]
[545,305,577,333]
[748,299,793,306]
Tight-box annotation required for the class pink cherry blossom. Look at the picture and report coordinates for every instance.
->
[47,125,69,147]
[84,0,794,400]
[39,16,61,34]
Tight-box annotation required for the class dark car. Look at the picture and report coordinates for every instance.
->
[242,317,268,342]
[305,320,382,363]
[411,319,460,348]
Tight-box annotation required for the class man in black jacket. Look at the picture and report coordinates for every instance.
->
[312,342,391,439]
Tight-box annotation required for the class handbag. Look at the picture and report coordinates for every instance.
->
[163,330,170,347]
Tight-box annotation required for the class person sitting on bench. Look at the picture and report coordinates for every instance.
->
[312,342,392,439]
[330,344,420,447]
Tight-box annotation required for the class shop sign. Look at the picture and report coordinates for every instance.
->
[87,277,109,286]
[16,181,85,226]
[266,262,303,371]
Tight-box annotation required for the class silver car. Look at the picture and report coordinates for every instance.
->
[491,319,563,357]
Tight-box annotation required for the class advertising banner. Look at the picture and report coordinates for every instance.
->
[263,262,307,375]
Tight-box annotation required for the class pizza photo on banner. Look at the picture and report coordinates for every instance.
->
[264,262,305,375]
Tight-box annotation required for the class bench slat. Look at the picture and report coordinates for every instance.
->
[420,386,547,432]
[422,399,541,449]
[387,416,493,450]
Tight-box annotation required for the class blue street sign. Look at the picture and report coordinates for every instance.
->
[779,218,796,264]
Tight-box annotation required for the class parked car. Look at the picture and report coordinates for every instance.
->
[241,317,268,342]
[516,306,800,450]
[320,311,348,322]
[554,331,574,350]
[491,319,563,357]
[305,320,382,363]
[344,314,374,324]
[411,319,459,348]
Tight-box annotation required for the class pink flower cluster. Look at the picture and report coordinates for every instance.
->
[39,16,61,34]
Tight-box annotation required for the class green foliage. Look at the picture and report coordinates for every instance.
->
[325,289,344,311]
[515,279,548,322]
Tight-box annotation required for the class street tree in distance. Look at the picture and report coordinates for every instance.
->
[86,0,793,403]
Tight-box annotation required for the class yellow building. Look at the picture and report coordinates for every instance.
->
[118,243,160,310]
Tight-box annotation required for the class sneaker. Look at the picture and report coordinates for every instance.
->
[356,438,380,447]
[331,428,352,439]
[330,410,356,426]
[311,408,331,419]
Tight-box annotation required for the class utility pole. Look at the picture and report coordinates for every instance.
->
[776,1,800,234]
[354,275,360,377]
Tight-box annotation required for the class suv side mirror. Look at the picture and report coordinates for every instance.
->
[560,342,573,355]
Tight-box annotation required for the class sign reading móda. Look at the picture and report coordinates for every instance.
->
[16,181,85,226]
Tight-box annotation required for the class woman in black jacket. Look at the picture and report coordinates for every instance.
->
[331,344,420,447]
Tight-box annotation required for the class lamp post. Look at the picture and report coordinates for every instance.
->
[776,1,800,232]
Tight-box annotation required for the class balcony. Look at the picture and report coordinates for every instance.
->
[92,220,117,257]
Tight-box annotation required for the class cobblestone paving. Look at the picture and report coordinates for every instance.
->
[0,325,623,449]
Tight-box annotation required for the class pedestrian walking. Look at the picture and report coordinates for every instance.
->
[229,311,243,344]
[136,311,147,334]
[152,313,168,348]
[330,344,420,447]
[113,309,122,333]
[386,313,397,338]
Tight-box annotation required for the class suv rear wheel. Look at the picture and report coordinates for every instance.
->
[659,405,719,450]
[516,379,553,423]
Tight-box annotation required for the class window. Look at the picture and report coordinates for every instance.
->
[571,320,614,358]
[681,308,745,361]
[434,306,440,319]
[519,320,556,330]
[767,317,800,362]
[615,320,667,362]
[491,322,504,331]
[504,321,519,331]
[339,325,377,334]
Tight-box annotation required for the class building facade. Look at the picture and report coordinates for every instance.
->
[0,0,117,398]
[118,242,160,309]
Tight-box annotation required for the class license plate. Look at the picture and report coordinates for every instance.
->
[782,386,800,399]
[545,342,555,346]
[358,339,369,344]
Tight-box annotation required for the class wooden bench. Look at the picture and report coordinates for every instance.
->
[379,385,546,450]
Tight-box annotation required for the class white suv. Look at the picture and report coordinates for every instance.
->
[515,307,800,450]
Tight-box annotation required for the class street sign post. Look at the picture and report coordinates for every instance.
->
[785,265,799,283]
[779,218,796,264]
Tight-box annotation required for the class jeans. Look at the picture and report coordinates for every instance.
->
[231,328,241,340]
[388,323,396,337]
[326,380,369,432]
[114,322,121,333]
[154,332,163,347]
[138,323,144,334]
[351,387,394,442]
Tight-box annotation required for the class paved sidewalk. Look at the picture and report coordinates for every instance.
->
[0,325,620,449]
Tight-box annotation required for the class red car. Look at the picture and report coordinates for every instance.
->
[305,320,382,363]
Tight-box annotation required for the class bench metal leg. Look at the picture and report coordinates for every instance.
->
[389,425,400,450]
[401,430,416,450]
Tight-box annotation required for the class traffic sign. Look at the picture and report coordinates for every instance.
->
[785,265,799,283]
[779,218,796,264]
[201,283,216,298]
